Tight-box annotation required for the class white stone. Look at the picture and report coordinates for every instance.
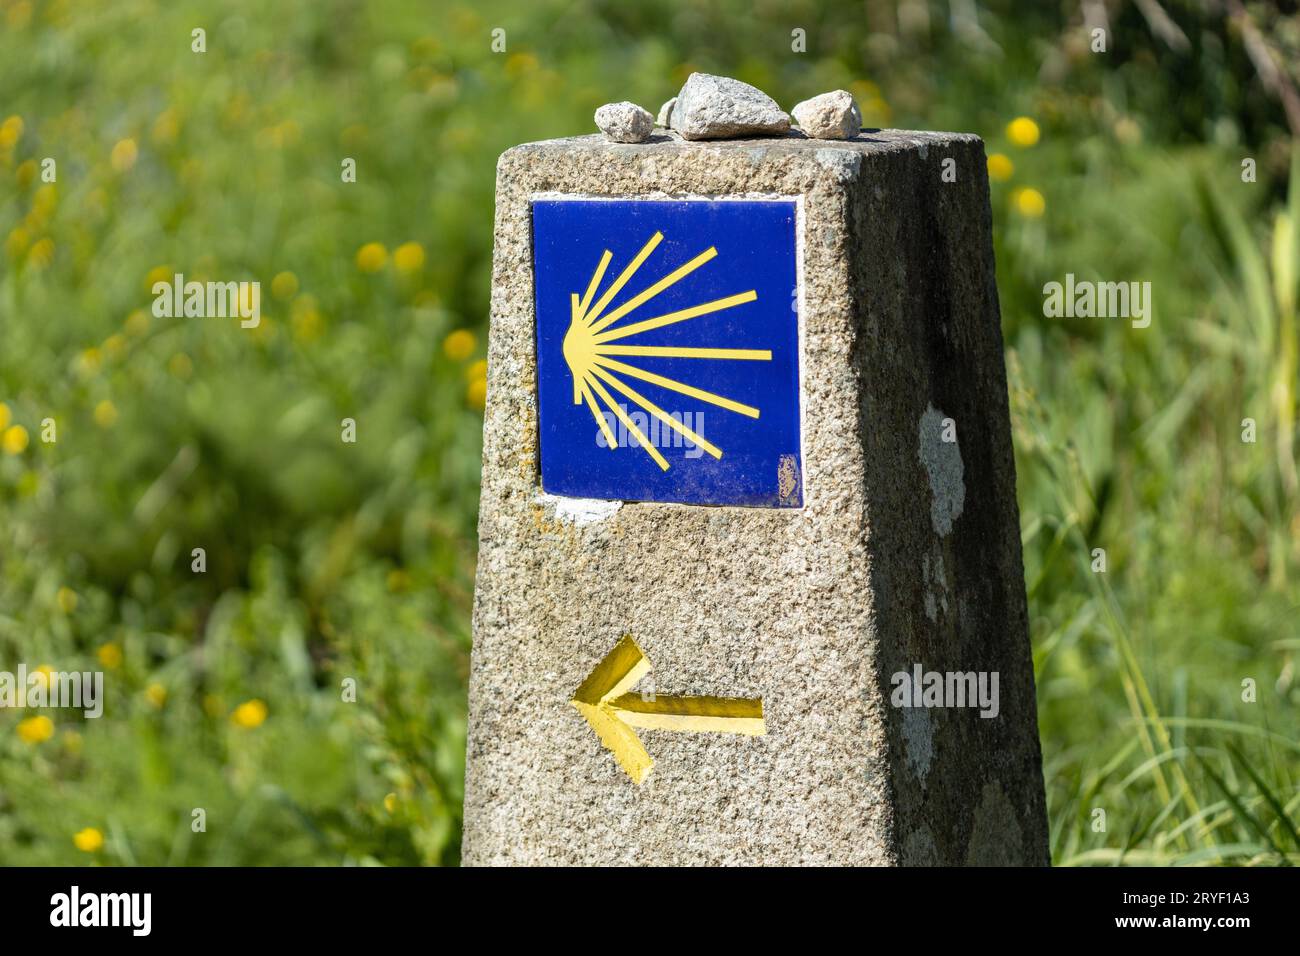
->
[656,96,676,128]
[792,90,861,140]
[670,73,790,140]
[594,101,654,143]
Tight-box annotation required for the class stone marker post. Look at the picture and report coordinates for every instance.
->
[464,130,1050,865]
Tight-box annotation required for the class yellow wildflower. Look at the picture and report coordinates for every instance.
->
[6,227,29,259]
[504,52,539,77]
[31,665,54,692]
[145,264,173,292]
[17,715,54,743]
[986,153,1014,182]
[231,699,268,728]
[442,329,476,361]
[27,237,54,268]
[124,309,150,337]
[271,271,299,300]
[110,138,138,173]
[152,109,179,145]
[355,242,387,273]
[1013,187,1046,218]
[0,115,22,148]
[32,183,57,217]
[93,399,118,428]
[78,347,102,376]
[467,377,487,409]
[393,241,425,274]
[292,305,323,343]
[1007,116,1040,148]
[2,425,29,454]
[73,828,104,852]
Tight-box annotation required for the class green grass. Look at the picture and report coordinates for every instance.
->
[0,0,1296,865]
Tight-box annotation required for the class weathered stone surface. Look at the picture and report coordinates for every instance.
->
[656,96,676,128]
[670,72,790,140]
[464,131,1049,866]
[593,101,653,143]
[792,89,862,140]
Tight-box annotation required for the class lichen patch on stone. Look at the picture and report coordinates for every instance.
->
[901,706,933,784]
[918,403,965,537]
[902,824,939,865]
[965,781,1025,866]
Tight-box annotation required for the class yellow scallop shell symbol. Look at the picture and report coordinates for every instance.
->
[562,230,772,470]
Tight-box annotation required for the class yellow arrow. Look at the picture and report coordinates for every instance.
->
[570,634,765,784]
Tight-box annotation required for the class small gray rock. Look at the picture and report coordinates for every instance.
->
[656,96,677,128]
[792,90,862,140]
[594,102,654,143]
[670,73,790,140]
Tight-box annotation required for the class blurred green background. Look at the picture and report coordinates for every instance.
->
[1,0,1297,865]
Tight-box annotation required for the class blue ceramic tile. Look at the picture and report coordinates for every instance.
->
[533,198,803,507]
